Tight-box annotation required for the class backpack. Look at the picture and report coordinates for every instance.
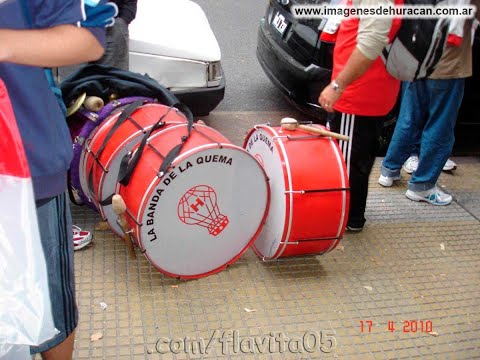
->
[381,0,450,81]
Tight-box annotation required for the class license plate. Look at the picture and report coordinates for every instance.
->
[272,11,288,36]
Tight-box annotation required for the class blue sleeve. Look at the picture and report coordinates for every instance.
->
[29,0,86,28]
[27,0,116,48]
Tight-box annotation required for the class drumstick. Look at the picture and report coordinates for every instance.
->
[112,194,136,259]
[280,118,350,142]
[84,96,105,112]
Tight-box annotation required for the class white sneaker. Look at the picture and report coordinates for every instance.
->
[443,158,457,171]
[378,174,401,187]
[73,225,92,250]
[405,186,452,206]
[403,155,419,174]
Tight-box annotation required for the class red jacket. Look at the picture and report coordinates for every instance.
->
[332,1,401,116]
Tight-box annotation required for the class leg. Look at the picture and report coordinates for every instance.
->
[95,18,130,70]
[409,79,465,192]
[30,193,78,359]
[381,81,428,178]
[328,112,384,229]
[41,331,75,360]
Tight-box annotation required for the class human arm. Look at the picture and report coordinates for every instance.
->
[318,0,394,112]
[0,25,104,67]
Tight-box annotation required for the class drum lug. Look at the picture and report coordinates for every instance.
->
[88,112,100,122]
[285,190,306,195]
[111,100,122,107]
[74,136,85,146]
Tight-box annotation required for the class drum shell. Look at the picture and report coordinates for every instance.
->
[119,123,270,279]
[244,125,349,259]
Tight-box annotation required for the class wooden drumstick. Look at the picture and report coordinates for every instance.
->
[112,194,136,259]
[280,118,350,142]
[84,96,105,112]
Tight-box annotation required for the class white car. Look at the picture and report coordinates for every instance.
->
[128,0,225,115]
[57,0,225,116]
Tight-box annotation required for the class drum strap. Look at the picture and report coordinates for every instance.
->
[86,99,145,200]
[98,102,194,207]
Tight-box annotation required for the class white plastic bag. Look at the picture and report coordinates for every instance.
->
[0,79,58,358]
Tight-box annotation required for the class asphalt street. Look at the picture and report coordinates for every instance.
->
[193,0,296,113]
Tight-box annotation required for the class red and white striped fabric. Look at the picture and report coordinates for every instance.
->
[0,79,56,358]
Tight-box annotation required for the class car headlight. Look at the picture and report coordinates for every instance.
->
[207,61,222,87]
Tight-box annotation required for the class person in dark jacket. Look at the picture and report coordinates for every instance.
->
[57,0,137,78]
[96,0,138,70]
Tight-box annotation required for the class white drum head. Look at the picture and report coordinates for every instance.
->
[245,127,288,259]
[138,144,269,278]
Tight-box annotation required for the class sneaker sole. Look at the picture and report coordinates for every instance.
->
[442,165,457,171]
[405,190,452,206]
[346,226,363,232]
[74,240,92,251]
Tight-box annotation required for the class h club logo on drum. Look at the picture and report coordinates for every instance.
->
[178,185,229,236]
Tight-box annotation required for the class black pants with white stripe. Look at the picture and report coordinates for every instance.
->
[328,112,385,228]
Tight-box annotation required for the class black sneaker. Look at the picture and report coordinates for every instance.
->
[346,224,364,232]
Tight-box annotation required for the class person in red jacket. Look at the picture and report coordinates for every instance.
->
[318,0,401,231]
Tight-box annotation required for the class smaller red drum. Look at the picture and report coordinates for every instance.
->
[81,103,187,236]
[244,124,350,260]
[119,123,270,279]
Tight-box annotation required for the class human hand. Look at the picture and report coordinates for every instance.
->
[318,84,342,113]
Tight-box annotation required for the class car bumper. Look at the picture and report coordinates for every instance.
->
[173,66,225,117]
[257,17,331,109]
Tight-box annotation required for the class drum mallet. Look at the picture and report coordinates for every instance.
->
[280,118,350,142]
[112,194,137,259]
[84,96,105,112]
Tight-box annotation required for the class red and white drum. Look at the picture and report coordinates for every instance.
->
[119,123,270,279]
[80,103,187,236]
[244,124,349,260]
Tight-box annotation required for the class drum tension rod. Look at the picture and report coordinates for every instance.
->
[273,134,328,141]
[123,207,142,227]
[281,236,341,244]
[147,143,166,161]
[285,187,350,194]
[194,127,223,148]
[286,135,327,141]
[92,153,109,173]
[127,115,145,132]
